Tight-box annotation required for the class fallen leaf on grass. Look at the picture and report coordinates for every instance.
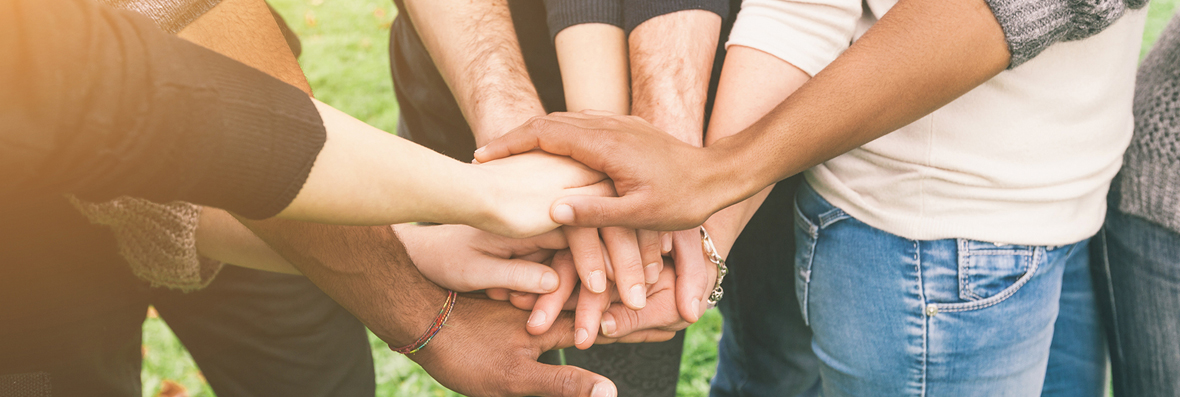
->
[158,380,188,397]
[305,10,317,27]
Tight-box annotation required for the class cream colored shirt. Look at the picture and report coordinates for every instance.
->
[728,0,1147,245]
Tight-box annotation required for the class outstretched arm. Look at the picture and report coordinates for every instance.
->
[475,0,1010,231]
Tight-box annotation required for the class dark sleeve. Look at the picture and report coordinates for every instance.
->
[544,0,623,40]
[984,0,1147,68]
[623,0,729,35]
[0,0,325,219]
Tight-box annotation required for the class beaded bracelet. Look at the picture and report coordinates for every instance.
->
[392,290,457,355]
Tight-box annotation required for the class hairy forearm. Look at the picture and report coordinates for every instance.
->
[404,0,544,145]
[628,10,720,145]
[707,0,1010,205]
[555,23,630,114]
[237,218,447,346]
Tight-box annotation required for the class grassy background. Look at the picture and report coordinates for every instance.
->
[141,1,1178,396]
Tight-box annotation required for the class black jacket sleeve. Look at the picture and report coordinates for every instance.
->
[0,0,325,219]
[544,0,623,40]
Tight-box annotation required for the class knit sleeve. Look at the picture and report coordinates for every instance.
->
[623,0,730,35]
[0,0,324,220]
[70,196,224,291]
[1118,14,1180,234]
[544,0,623,40]
[96,0,222,34]
[984,0,1148,68]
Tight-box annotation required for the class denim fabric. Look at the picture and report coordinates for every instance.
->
[1093,187,1180,396]
[794,181,1104,396]
[710,177,822,397]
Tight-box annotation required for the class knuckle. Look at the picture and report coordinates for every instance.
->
[551,366,583,397]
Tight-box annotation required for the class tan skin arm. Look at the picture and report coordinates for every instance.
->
[475,0,1011,232]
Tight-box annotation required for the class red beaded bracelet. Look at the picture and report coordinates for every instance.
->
[392,290,457,355]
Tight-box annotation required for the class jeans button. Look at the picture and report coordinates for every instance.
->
[925,304,939,317]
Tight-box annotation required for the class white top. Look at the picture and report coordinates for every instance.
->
[727,1,1147,245]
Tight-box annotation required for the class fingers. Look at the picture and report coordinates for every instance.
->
[672,228,710,323]
[551,195,647,229]
[600,227,646,310]
[465,258,559,294]
[509,291,539,310]
[599,268,688,339]
[660,232,673,255]
[637,230,663,285]
[509,228,569,252]
[473,116,590,163]
[573,282,611,350]
[565,226,608,294]
[528,250,579,335]
[511,360,617,397]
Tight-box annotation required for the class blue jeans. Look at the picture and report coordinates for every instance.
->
[794,181,1105,396]
[1093,185,1180,396]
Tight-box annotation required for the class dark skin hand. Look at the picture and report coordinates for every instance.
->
[474,0,1010,231]
[238,218,617,397]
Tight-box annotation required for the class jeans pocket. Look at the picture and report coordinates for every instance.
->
[936,240,1043,313]
[793,200,818,326]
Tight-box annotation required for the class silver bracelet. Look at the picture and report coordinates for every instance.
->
[700,227,728,306]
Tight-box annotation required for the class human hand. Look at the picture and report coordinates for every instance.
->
[410,296,618,397]
[395,223,573,294]
[470,151,612,238]
[514,229,715,346]
[473,112,740,231]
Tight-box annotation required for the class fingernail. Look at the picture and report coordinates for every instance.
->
[553,204,575,224]
[600,313,617,336]
[541,272,558,292]
[528,310,547,327]
[591,382,616,397]
[644,263,659,284]
[510,291,528,298]
[588,270,606,294]
[691,298,702,320]
[661,234,672,253]
[575,328,589,345]
[629,284,646,309]
[474,146,485,154]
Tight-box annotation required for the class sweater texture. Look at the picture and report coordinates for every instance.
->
[1118,14,1180,235]
[986,0,1147,67]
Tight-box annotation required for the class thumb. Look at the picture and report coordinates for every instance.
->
[469,258,561,294]
[515,361,617,397]
[473,131,542,163]
[551,196,642,229]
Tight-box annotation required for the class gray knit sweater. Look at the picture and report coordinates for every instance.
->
[986,0,1148,67]
[1118,14,1180,235]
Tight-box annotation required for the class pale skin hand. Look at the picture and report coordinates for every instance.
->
[554,22,657,331]
[193,213,579,294]
[405,1,657,317]
[523,10,724,345]
[474,0,1011,233]
[276,99,609,238]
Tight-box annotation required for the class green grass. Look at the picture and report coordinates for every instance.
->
[142,1,1178,396]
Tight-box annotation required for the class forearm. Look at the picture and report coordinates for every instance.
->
[705,0,1010,207]
[701,45,811,257]
[195,208,300,274]
[403,0,544,145]
[555,23,630,114]
[276,98,487,226]
[237,217,447,346]
[628,10,720,145]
